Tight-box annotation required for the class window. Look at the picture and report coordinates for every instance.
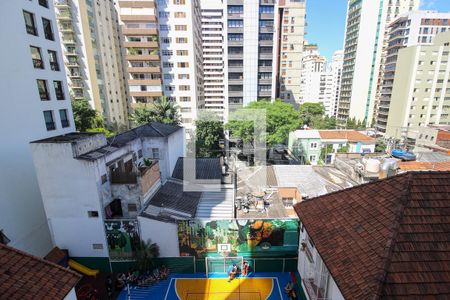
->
[159,11,169,18]
[228,5,243,14]
[37,80,50,100]
[0,230,10,245]
[179,85,190,91]
[176,37,188,43]
[161,37,171,43]
[164,74,174,80]
[180,96,191,102]
[88,211,99,218]
[23,11,37,36]
[128,204,137,212]
[101,174,107,184]
[163,62,173,68]
[177,50,189,56]
[228,20,243,28]
[259,6,274,14]
[178,62,189,68]
[310,142,318,149]
[160,25,170,31]
[39,0,48,7]
[92,244,103,250]
[161,50,173,56]
[228,33,243,41]
[54,81,65,100]
[59,109,70,128]
[174,12,186,18]
[178,74,190,79]
[42,18,54,41]
[43,110,55,131]
[175,25,187,31]
[282,197,294,208]
[309,155,316,163]
[30,46,44,69]
[151,148,160,159]
[173,0,185,4]
[47,50,60,71]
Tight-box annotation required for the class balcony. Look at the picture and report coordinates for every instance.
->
[228,40,243,46]
[54,0,69,7]
[124,41,159,48]
[259,39,272,46]
[259,52,273,59]
[258,90,271,97]
[228,52,243,59]
[128,79,162,86]
[128,66,161,73]
[259,13,274,20]
[260,0,275,4]
[122,28,157,35]
[259,26,274,33]
[126,54,159,61]
[258,65,272,72]
[228,27,244,34]
[129,91,163,97]
[228,65,243,72]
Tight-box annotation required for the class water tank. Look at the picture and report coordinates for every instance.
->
[365,158,381,173]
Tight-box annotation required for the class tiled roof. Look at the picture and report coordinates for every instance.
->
[294,171,450,299]
[172,158,222,181]
[108,122,182,147]
[398,161,450,171]
[0,244,81,300]
[319,130,375,142]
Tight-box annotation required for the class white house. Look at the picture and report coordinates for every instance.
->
[30,123,184,267]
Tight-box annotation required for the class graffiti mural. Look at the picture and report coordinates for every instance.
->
[105,220,140,261]
[178,219,299,258]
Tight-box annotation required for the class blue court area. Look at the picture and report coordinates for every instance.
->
[118,272,298,300]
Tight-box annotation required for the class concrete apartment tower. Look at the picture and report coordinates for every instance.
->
[298,45,326,102]
[0,0,75,256]
[276,0,306,106]
[376,11,450,134]
[116,1,163,111]
[386,31,450,138]
[330,50,344,117]
[157,0,204,132]
[54,0,129,131]
[201,0,229,122]
[337,0,419,127]
[226,0,279,110]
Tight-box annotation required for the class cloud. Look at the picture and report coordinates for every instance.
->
[420,0,436,10]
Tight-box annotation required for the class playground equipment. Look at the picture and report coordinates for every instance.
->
[68,259,99,277]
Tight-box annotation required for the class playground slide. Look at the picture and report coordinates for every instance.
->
[68,259,99,277]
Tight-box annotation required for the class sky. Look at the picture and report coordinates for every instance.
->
[306,0,450,62]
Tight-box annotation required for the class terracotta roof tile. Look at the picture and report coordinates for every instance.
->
[318,130,375,142]
[0,244,81,300]
[294,171,450,299]
[398,161,450,171]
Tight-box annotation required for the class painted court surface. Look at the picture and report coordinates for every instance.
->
[118,273,292,300]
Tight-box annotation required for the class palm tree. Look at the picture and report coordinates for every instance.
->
[135,239,160,272]
[130,97,181,127]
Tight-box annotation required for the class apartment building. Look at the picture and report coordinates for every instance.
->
[116,0,163,109]
[386,31,450,138]
[55,0,129,131]
[330,50,344,117]
[338,0,419,127]
[201,0,228,122]
[157,0,204,131]
[30,123,184,269]
[376,11,450,133]
[276,0,306,105]
[0,0,75,256]
[226,0,279,110]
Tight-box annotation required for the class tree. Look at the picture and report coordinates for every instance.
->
[130,97,181,127]
[345,117,365,129]
[375,140,387,153]
[226,100,301,146]
[310,115,337,129]
[71,99,105,131]
[195,112,224,157]
[134,239,160,272]
[86,127,114,138]
[299,102,325,126]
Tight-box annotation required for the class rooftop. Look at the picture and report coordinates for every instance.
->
[30,132,98,143]
[0,244,81,300]
[290,129,321,139]
[319,130,375,142]
[108,122,182,147]
[294,171,450,299]
[398,160,450,171]
[172,157,222,182]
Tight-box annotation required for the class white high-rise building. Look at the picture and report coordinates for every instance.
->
[54,0,130,131]
[201,0,228,122]
[376,10,450,133]
[338,0,419,126]
[157,0,204,131]
[330,50,344,117]
[0,0,75,255]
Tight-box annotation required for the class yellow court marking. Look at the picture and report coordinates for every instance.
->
[175,278,274,300]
